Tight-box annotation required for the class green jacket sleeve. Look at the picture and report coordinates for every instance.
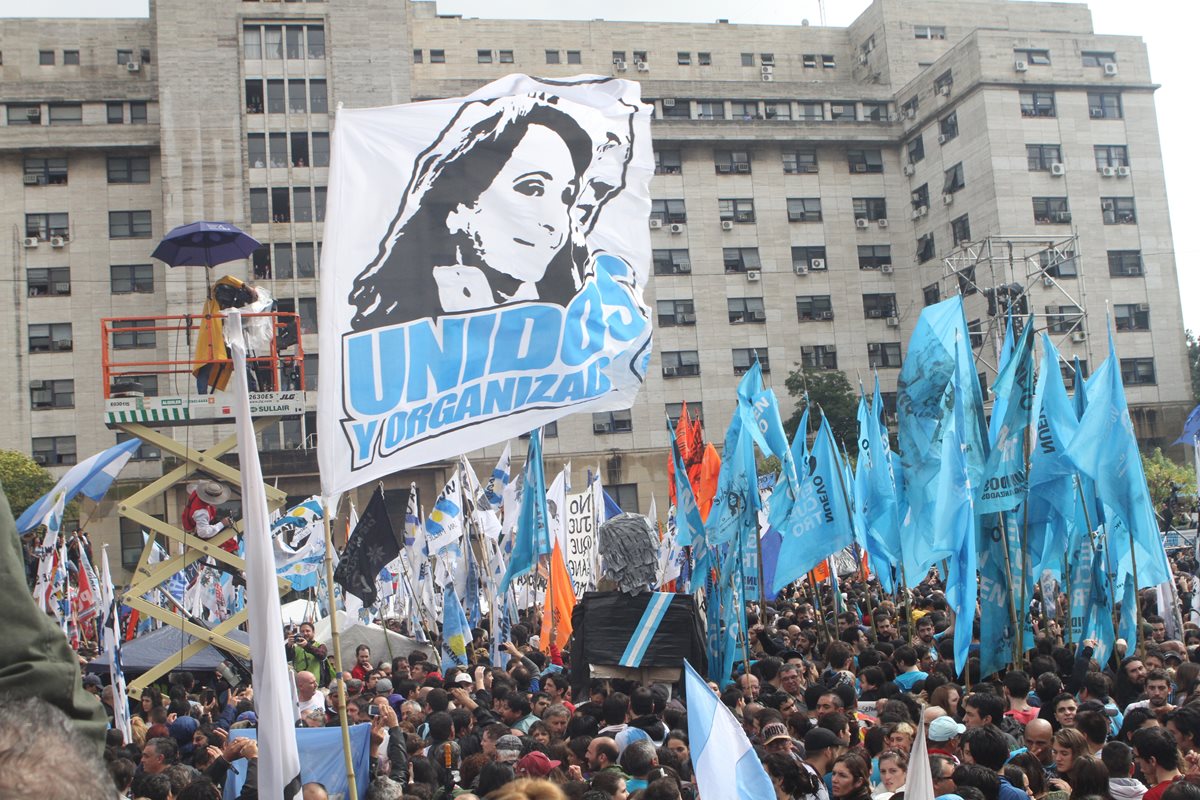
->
[0,481,110,753]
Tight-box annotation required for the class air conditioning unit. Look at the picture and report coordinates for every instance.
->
[1050,163,1066,176]
[1136,303,1150,312]
[716,164,733,174]
[825,345,837,353]
[735,163,751,173]
[942,193,954,205]
[881,264,894,274]
[1104,62,1119,76]
[904,107,917,119]
[746,269,761,282]
[669,223,685,234]
[721,220,734,231]
[1054,211,1072,223]
[937,134,948,145]
[903,163,916,176]
[49,236,66,248]
[810,258,826,270]
[126,60,141,72]
[937,85,951,97]
[22,174,41,185]
[32,453,48,466]
[886,316,900,327]
[649,219,663,229]
[859,53,869,65]
[855,218,870,229]
[614,60,627,71]
[762,73,774,82]
[1071,331,1087,343]
[593,423,612,434]
[1089,108,1105,119]
[761,65,774,75]
[1014,60,1029,72]
[23,237,39,248]
[26,107,41,120]
[663,98,676,108]
[636,61,649,72]
[868,309,882,318]
[1100,166,1116,177]
[750,311,766,321]
[888,112,899,123]
[916,205,929,217]
[793,264,809,276]
[662,366,679,377]
[1116,166,1131,177]
[1043,276,1055,287]
[820,311,834,320]
[878,218,889,228]
[678,313,696,324]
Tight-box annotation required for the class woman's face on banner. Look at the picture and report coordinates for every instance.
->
[451,123,576,284]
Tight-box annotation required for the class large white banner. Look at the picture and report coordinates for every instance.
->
[318,75,655,495]
[564,489,598,596]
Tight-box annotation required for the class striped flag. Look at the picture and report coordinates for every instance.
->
[99,546,132,744]
[684,660,775,800]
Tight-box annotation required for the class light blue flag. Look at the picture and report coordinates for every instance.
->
[766,402,809,536]
[16,438,142,533]
[977,315,1035,514]
[988,312,1016,445]
[939,349,979,678]
[440,587,473,671]
[226,724,371,800]
[1069,539,1096,646]
[1072,355,1089,420]
[978,512,1018,677]
[1079,538,1116,666]
[669,419,705,551]
[499,429,551,594]
[684,660,776,800]
[736,360,795,483]
[772,417,855,593]
[852,391,872,553]
[1117,571,1138,656]
[1065,329,1170,592]
[863,376,902,592]
[705,413,759,548]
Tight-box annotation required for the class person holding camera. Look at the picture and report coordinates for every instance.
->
[285,621,332,686]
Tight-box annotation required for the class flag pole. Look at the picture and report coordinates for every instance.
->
[321,503,357,800]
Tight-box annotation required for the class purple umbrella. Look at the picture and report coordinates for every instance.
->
[152,221,260,268]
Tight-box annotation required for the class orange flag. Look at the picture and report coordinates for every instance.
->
[695,443,722,521]
[810,559,831,583]
[540,541,576,653]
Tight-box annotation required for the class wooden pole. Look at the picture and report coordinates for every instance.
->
[321,503,357,800]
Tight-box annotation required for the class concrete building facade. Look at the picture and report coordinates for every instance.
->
[0,0,1188,577]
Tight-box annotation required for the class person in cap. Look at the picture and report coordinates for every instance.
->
[182,481,234,545]
[929,715,966,760]
[516,751,564,780]
[764,721,802,761]
[82,673,103,697]
[803,727,846,800]
[495,734,523,765]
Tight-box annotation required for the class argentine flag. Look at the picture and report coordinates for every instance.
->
[684,660,775,800]
[440,588,473,671]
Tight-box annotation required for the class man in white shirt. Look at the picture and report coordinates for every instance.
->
[296,670,325,716]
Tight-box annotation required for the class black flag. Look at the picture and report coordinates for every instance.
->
[334,487,401,607]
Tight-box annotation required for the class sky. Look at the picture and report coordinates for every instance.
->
[7,0,1195,330]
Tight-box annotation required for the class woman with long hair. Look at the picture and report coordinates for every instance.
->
[1008,752,1051,800]
[832,753,874,800]
[1066,756,1113,800]
[875,750,909,800]
[1048,728,1089,793]
[665,730,693,782]
[1173,661,1200,705]
[137,687,163,722]
[929,684,963,719]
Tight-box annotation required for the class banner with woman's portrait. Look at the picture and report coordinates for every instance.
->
[318,74,654,494]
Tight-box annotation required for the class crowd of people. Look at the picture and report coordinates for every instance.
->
[15,545,1188,800]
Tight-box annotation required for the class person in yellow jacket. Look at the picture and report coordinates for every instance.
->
[193,275,275,393]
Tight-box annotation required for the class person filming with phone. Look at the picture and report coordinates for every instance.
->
[284,621,332,686]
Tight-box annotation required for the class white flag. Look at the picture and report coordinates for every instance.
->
[227,309,301,799]
[99,546,132,744]
[547,465,571,553]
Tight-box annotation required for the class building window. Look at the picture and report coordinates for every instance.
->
[863,293,897,319]
[307,26,325,58]
[111,264,155,294]
[32,436,76,467]
[911,184,930,211]
[662,350,701,378]
[287,79,307,113]
[677,51,691,65]
[612,51,626,64]
[429,50,445,63]
[311,132,331,167]
[933,70,953,93]
[477,49,493,63]
[916,233,936,263]
[1094,145,1129,169]
[28,267,70,297]
[1015,49,1051,65]
[943,162,965,193]
[847,149,884,173]
[1114,303,1150,331]
[48,104,82,125]
[764,101,791,120]
[1088,91,1122,119]
[1033,197,1071,224]
[914,25,946,40]
[310,80,328,113]
[1061,360,1090,390]
[1108,250,1144,277]
[733,347,770,375]
[30,379,74,410]
[650,149,682,175]
[25,213,69,240]
[786,198,823,223]
[299,298,319,333]
[822,54,836,69]
[264,80,285,114]
[293,187,313,222]
[130,102,147,123]
[107,101,125,123]
[1026,144,1062,171]
[657,299,695,326]
[968,319,984,349]
[792,246,827,270]
[958,266,977,297]
[858,245,892,270]
[117,48,135,64]
[697,101,725,120]
[1102,197,1137,224]
[545,49,561,64]
[861,103,887,122]
[923,283,940,307]
[1040,247,1077,278]
[499,50,514,63]
[715,150,752,174]
[633,51,647,63]
[1046,305,1084,334]
[718,198,756,224]
[567,50,581,64]
[901,96,919,117]
[1020,90,1056,118]
[29,322,73,353]
[798,102,824,121]
[666,402,703,427]
[853,197,887,222]
[116,431,160,461]
[412,49,422,63]
[829,102,855,121]
[250,189,269,223]
[607,483,640,514]
[797,295,833,321]
[868,342,903,368]
[652,249,691,275]
[938,111,959,141]
[800,345,838,370]
[728,297,766,324]
[723,247,761,273]
[295,242,317,278]
[274,243,293,279]
[1120,358,1156,386]
[592,410,633,434]
[907,135,925,164]
[63,50,80,65]
[109,210,153,239]
[39,49,55,65]
[107,155,151,184]
[24,157,68,186]
[1082,51,1117,67]
[951,214,971,245]
[661,99,691,118]
[782,150,818,174]
[110,374,159,397]
[650,199,687,224]
[698,52,712,66]
[111,319,156,349]
[271,187,291,222]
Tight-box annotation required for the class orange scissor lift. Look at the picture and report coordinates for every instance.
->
[101,312,306,696]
